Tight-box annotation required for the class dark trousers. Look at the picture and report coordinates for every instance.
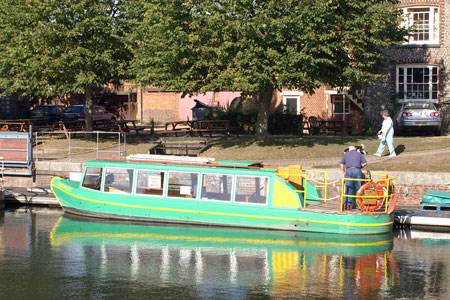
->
[344,168,364,210]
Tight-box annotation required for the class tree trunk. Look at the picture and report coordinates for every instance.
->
[85,86,94,132]
[254,87,274,141]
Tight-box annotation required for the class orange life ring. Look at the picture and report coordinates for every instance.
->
[356,182,385,211]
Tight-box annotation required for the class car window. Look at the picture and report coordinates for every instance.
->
[34,106,52,112]
[64,106,83,113]
[404,103,436,110]
[95,106,106,113]
[94,106,105,114]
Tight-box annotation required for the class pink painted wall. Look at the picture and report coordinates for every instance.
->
[179,91,242,120]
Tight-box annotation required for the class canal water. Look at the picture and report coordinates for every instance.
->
[0,207,449,300]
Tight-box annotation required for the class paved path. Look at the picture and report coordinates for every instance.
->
[263,147,450,169]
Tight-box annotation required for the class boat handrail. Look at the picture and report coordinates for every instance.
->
[97,157,264,170]
[303,170,330,202]
[127,154,216,164]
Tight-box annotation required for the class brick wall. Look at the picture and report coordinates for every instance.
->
[140,91,180,123]
[395,183,450,206]
[301,87,328,119]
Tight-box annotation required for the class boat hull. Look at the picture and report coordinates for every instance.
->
[52,177,393,235]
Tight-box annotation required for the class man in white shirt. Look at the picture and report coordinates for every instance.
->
[374,110,396,157]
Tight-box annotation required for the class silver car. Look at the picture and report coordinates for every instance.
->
[394,102,441,135]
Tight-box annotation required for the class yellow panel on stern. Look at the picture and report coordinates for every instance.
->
[273,179,300,208]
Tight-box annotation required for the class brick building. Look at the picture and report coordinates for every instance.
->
[365,0,450,130]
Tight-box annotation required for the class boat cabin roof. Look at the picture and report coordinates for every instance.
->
[84,158,277,174]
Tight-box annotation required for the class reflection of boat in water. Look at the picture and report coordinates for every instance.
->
[51,156,397,234]
[51,215,393,257]
[51,215,395,299]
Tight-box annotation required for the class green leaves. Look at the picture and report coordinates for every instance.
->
[0,0,407,111]
[0,0,134,97]
[130,0,406,96]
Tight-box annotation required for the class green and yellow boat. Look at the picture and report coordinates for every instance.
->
[51,155,397,235]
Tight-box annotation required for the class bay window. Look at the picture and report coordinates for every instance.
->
[397,65,438,102]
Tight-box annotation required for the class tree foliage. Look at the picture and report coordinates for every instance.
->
[131,0,407,139]
[0,0,134,129]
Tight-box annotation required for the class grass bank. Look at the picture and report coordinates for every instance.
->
[201,135,450,172]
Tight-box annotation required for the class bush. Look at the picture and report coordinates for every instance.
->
[268,113,303,135]
[205,107,258,134]
[360,126,378,136]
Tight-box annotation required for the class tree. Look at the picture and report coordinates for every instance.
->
[0,0,134,130]
[130,0,407,140]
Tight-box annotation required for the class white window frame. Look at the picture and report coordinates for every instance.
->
[401,6,439,45]
[234,175,269,206]
[134,169,166,198]
[81,166,103,191]
[103,167,135,195]
[167,171,200,200]
[199,172,234,203]
[332,95,350,115]
[396,65,439,103]
[280,91,303,115]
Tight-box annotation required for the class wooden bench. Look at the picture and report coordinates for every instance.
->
[159,129,192,137]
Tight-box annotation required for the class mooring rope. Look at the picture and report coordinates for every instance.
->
[308,178,341,185]
[307,193,341,201]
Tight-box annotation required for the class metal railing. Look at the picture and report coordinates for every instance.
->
[274,168,395,212]
[34,131,127,162]
[340,174,396,212]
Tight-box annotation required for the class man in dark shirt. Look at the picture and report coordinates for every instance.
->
[340,146,367,210]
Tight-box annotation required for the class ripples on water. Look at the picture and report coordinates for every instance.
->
[1,207,449,300]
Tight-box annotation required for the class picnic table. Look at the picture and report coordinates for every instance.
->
[113,120,146,135]
[304,119,352,136]
[191,120,240,137]
[0,120,30,132]
[0,119,57,132]
[56,120,86,139]
[160,121,195,137]
[160,120,239,137]
[54,119,146,139]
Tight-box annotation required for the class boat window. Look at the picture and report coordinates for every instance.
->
[200,173,233,202]
[235,176,269,204]
[136,170,165,196]
[81,166,103,191]
[104,167,134,194]
[168,171,198,199]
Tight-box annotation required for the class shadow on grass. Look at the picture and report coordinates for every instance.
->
[125,134,159,145]
[212,135,373,150]
[395,145,406,155]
